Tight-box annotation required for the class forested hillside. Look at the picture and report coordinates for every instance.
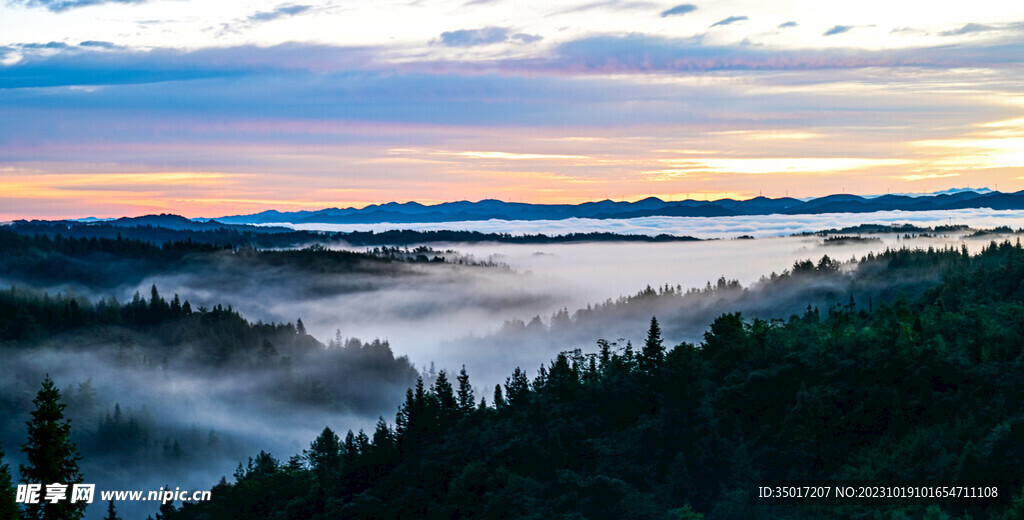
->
[6,219,700,250]
[0,287,420,520]
[0,228,456,290]
[151,241,1024,520]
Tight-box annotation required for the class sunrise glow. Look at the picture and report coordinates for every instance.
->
[3,0,1024,218]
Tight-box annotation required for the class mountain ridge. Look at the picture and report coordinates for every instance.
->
[213,188,1020,225]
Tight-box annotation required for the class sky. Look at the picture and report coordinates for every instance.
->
[2,0,1024,219]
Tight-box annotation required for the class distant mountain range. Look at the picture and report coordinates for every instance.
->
[213,188,1022,225]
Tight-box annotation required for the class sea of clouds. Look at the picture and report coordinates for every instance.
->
[276,208,1024,239]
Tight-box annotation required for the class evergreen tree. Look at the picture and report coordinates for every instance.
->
[343,431,359,469]
[456,365,474,414]
[504,367,530,405]
[371,418,393,451]
[598,339,612,368]
[154,493,175,520]
[492,384,506,410]
[305,427,341,481]
[640,316,665,375]
[20,375,85,520]
[369,417,396,472]
[0,442,17,520]
[433,370,457,420]
[103,500,120,520]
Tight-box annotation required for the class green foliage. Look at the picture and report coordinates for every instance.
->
[305,428,341,482]
[20,376,85,520]
[103,499,121,520]
[137,241,1024,518]
[6,220,700,249]
[456,366,474,414]
[0,226,459,292]
[0,442,17,520]
[640,316,665,377]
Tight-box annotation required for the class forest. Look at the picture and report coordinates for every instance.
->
[149,241,1024,519]
[0,276,421,520]
[5,239,1024,518]
[7,219,700,251]
[4,220,1024,519]
[0,227,465,290]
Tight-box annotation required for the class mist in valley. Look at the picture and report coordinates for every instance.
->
[1,220,1020,519]
[283,207,1024,239]
[148,229,1005,388]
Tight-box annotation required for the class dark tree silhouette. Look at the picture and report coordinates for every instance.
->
[103,499,121,520]
[154,489,175,520]
[433,371,457,424]
[456,366,474,414]
[20,375,85,520]
[305,427,341,482]
[640,316,665,376]
[0,442,18,520]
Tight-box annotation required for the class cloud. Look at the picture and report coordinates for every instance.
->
[556,0,659,14]
[710,16,747,28]
[21,41,71,49]
[0,37,1018,224]
[823,25,853,36]
[896,173,961,181]
[79,40,119,49]
[940,23,996,36]
[778,21,797,29]
[438,27,541,47]
[545,34,889,73]
[247,4,311,23]
[8,35,1024,89]
[660,3,696,17]
[0,43,393,90]
[6,0,147,12]
[439,27,512,46]
[285,208,1024,240]
[9,35,1024,93]
[511,33,544,44]
[216,4,312,36]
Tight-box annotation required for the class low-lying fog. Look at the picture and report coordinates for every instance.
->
[280,207,1024,239]
[6,212,1023,519]
[140,227,1009,388]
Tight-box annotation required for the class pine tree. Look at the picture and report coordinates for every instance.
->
[369,418,395,470]
[20,375,85,520]
[504,368,530,405]
[371,418,393,451]
[342,431,359,469]
[103,499,121,520]
[394,389,413,439]
[433,371,457,420]
[492,384,506,410]
[597,339,612,368]
[154,493,175,520]
[305,427,341,481]
[0,442,17,520]
[456,366,474,414]
[396,378,435,452]
[640,316,665,376]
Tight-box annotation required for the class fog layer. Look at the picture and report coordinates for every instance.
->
[280,208,1024,238]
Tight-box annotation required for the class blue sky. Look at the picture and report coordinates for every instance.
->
[2,0,1024,217]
